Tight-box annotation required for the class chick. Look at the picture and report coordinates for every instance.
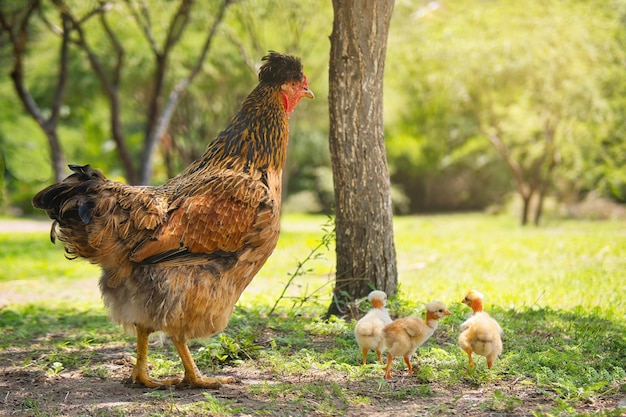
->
[382,301,451,379]
[354,290,392,365]
[458,289,503,372]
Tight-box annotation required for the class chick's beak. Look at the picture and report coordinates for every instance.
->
[444,310,452,316]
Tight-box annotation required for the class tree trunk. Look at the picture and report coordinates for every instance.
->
[326,0,397,318]
[521,194,531,226]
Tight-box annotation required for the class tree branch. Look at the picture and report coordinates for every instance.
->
[52,0,137,183]
[154,0,232,143]
[99,12,124,87]
[0,0,67,181]
[485,130,530,198]
[124,0,159,55]
[138,0,232,184]
[163,0,193,52]
[0,1,46,127]
[47,12,71,129]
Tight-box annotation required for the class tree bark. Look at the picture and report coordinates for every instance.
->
[327,0,397,318]
[60,3,139,184]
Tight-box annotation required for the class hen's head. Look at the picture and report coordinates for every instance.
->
[259,51,314,114]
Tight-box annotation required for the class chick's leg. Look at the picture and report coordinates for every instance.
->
[171,336,236,389]
[384,353,394,379]
[130,325,181,388]
[361,348,368,365]
[464,347,474,374]
[403,355,414,375]
[375,349,383,364]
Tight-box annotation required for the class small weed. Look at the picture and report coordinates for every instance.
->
[386,384,432,400]
[248,381,348,416]
[46,361,64,376]
[480,389,523,413]
[184,393,246,415]
[532,408,626,417]
[82,365,110,379]
[22,397,40,410]
[195,331,263,369]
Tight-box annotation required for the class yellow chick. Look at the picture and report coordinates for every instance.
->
[354,290,392,365]
[458,289,503,372]
[382,301,451,379]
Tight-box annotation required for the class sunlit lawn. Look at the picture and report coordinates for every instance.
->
[1,213,625,416]
[1,213,625,320]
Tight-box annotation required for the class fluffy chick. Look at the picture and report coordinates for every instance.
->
[354,290,392,365]
[382,301,451,379]
[458,289,503,372]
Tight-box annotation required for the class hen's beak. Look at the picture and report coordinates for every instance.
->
[304,88,314,99]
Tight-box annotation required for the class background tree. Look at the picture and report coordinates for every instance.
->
[2,0,625,220]
[0,1,71,182]
[326,0,397,318]
[385,0,623,224]
[0,0,232,185]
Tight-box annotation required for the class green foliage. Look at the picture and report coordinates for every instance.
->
[386,0,626,211]
[480,389,523,413]
[3,0,626,214]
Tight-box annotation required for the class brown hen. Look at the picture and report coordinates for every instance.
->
[32,52,313,389]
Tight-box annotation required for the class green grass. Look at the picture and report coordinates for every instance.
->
[1,213,625,416]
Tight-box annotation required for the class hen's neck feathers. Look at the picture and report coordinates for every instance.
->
[181,83,289,178]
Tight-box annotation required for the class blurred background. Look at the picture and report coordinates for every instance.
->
[1,0,624,224]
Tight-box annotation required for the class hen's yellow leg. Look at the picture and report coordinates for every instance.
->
[171,337,236,389]
[130,325,181,388]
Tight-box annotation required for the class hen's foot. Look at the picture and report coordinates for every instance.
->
[178,375,237,389]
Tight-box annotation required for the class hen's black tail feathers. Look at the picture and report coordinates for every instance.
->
[32,164,107,226]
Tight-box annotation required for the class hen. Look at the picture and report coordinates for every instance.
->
[354,290,392,365]
[382,301,450,379]
[458,289,503,372]
[32,52,313,389]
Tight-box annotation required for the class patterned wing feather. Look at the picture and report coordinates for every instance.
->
[129,172,272,265]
